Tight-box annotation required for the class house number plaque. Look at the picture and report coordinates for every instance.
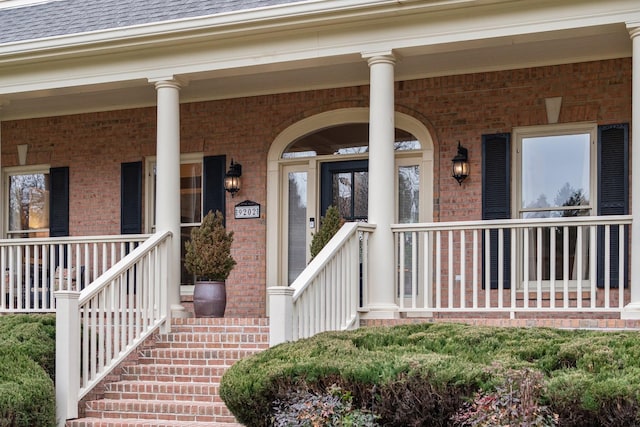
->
[234,200,260,219]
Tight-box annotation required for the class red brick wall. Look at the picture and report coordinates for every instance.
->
[1,58,632,318]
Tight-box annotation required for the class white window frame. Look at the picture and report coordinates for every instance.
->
[144,153,204,233]
[512,122,597,290]
[3,164,51,238]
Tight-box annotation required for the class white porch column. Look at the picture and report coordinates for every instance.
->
[623,25,640,318]
[361,51,398,318]
[150,77,186,318]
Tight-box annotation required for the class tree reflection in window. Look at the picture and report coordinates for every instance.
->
[8,173,50,235]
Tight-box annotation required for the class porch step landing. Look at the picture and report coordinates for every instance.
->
[66,317,269,427]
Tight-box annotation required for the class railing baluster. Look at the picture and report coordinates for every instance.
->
[460,230,466,309]
[563,226,569,309]
[604,225,610,309]
[536,227,542,310]
[523,229,529,309]
[510,228,517,317]
[424,231,432,309]
[592,226,596,307]
[576,227,583,308]
[619,225,625,309]
[472,230,478,310]
[448,231,453,309]
[497,228,503,309]
[412,231,418,309]
[436,231,442,309]
[399,231,405,310]
[484,228,490,309]
[549,226,556,310]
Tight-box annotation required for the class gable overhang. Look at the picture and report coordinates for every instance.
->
[0,0,638,120]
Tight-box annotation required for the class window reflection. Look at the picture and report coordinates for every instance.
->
[8,173,50,237]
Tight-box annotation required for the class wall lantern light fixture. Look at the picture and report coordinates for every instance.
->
[451,142,469,185]
[224,159,242,197]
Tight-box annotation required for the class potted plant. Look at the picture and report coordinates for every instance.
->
[184,210,236,317]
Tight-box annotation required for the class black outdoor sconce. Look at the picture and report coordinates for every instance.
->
[224,159,242,197]
[451,142,469,185]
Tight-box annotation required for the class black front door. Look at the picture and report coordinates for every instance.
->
[320,160,368,221]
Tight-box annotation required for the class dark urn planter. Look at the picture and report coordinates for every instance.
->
[193,280,226,318]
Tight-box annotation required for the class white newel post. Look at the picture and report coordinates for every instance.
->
[361,51,398,318]
[151,78,185,323]
[267,286,294,346]
[623,24,640,319]
[55,291,80,426]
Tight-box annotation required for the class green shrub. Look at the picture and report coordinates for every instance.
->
[0,314,56,379]
[309,205,343,259]
[220,323,640,427]
[0,347,55,427]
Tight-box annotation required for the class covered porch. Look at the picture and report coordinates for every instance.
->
[2,1,640,424]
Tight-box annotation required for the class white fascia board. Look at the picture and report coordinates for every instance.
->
[0,0,484,60]
[2,0,638,64]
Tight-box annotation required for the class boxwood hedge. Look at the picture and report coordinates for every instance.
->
[0,315,56,427]
[219,322,640,426]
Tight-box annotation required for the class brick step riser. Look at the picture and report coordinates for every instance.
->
[82,413,237,424]
[104,392,225,403]
[84,405,235,423]
[154,335,269,348]
[121,365,228,377]
[67,419,243,427]
[120,372,223,382]
[154,341,268,350]
[105,382,223,398]
[138,349,259,363]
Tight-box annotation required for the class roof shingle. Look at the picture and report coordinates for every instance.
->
[0,0,301,44]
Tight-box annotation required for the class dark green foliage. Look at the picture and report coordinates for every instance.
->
[184,210,236,281]
[0,315,56,427]
[0,314,56,379]
[220,323,640,427]
[309,205,343,259]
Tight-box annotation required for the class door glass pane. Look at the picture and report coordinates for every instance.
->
[8,173,50,237]
[398,165,420,224]
[180,162,202,224]
[353,171,368,220]
[398,165,420,295]
[521,134,590,212]
[332,172,352,219]
[288,172,307,284]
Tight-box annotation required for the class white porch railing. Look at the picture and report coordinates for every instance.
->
[392,215,632,316]
[55,230,171,425]
[268,222,375,346]
[0,234,148,313]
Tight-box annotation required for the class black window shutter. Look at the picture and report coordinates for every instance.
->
[597,124,629,288]
[49,166,69,237]
[121,161,143,234]
[203,155,227,224]
[482,133,511,289]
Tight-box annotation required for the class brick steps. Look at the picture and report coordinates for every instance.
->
[67,317,269,427]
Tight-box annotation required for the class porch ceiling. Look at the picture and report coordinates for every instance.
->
[0,22,632,121]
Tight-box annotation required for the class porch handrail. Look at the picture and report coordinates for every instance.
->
[55,230,172,425]
[392,215,632,316]
[391,215,632,232]
[0,234,149,313]
[268,222,375,346]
